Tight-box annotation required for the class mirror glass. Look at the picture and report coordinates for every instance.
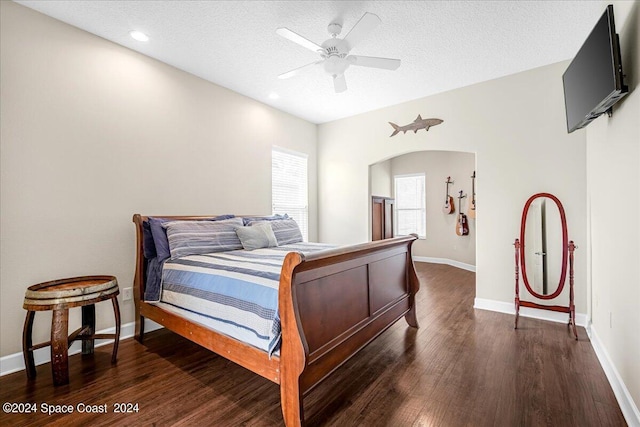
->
[523,197,564,295]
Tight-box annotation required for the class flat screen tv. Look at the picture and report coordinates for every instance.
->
[562,4,627,133]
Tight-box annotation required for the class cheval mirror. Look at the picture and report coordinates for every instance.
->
[514,193,578,339]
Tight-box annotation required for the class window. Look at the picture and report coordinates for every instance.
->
[272,147,308,241]
[394,174,426,238]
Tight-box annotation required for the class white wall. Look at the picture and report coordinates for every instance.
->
[387,151,476,266]
[318,61,587,314]
[369,159,392,197]
[586,1,640,418]
[0,1,317,357]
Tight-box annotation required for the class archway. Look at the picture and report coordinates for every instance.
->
[369,150,477,272]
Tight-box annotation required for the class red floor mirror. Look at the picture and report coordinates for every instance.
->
[514,193,578,339]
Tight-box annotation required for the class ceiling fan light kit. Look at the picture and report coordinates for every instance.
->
[277,12,401,93]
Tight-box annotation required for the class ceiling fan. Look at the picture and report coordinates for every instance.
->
[276,12,401,93]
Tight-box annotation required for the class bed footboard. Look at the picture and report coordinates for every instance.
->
[279,235,419,426]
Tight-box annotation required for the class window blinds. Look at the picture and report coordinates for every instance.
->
[272,147,308,241]
[394,174,426,238]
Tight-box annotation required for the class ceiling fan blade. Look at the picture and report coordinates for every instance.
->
[333,74,347,93]
[278,60,324,79]
[347,55,401,70]
[343,12,381,51]
[276,27,324,53]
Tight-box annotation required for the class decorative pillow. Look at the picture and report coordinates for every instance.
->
[142,220,157,259]
[241,214,288,226]
[163,217,244,259]
[235,223,278,250]
[211,214,236,221]
[248,218,303,245]
[148,215,235,262]
[148,217,172,262]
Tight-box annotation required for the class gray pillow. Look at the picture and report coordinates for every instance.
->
[162,217,244,259]
[235,223,278,250]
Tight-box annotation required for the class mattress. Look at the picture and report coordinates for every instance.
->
[156,242,335,355]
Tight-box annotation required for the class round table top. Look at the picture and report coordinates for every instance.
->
[24,275,119,311]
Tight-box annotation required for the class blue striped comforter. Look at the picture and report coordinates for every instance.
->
[159,243,335,355]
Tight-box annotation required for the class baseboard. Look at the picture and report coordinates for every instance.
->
[413,256,476,272]
[0,319,163,377]
[589,326,640,427]
[473,297,588,327]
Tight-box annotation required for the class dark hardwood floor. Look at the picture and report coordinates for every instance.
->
[0,263,626,426]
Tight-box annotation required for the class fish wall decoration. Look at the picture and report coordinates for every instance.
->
[389,115,443,137]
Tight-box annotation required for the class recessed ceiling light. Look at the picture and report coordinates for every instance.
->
[129,30,149,42]
[268,92,279,100]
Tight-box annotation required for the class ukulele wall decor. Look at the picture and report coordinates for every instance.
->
[456,191,469,236]
[442,176,455,214]
[468,171,476,219]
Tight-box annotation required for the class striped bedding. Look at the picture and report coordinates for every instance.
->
[156,242,335,355]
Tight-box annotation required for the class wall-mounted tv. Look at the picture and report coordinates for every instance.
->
[562,4,628,133]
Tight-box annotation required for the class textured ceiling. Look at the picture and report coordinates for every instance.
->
[16,1,604,124]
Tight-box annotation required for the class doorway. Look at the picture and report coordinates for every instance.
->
[369,150,477,271]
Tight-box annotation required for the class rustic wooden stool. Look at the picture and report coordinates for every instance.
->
[22,275,121,386]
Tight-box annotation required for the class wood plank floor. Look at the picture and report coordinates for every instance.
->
[0,263,626,426]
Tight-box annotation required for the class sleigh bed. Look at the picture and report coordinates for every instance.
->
[132,214,419,426]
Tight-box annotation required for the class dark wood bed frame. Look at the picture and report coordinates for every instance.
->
[132,214,420,426]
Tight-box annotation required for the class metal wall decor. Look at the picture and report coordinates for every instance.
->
[389,115,443,137]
